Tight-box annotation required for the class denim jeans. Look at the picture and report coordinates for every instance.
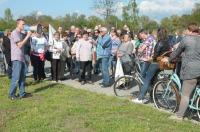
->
[74,58,80,74]
[9,61,26,97]
[140,61,151,80]
[108,55,117,68]
[101,58,110,85]
[138,63,159,100]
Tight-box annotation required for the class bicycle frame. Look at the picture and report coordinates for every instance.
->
[163,70,200,112]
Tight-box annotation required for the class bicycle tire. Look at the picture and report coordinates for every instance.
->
[113,75,141,98]
[195,95,200,120]
[152,80,180,113]
[0,59,6,75]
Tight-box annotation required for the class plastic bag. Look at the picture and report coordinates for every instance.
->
[115,58,124,81]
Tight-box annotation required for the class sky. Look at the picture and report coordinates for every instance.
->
[0,0,199,23]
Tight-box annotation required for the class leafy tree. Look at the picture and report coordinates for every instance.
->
[86,15,102,29]
[189,3,200,25]
[170,15,184,33]
[4,8,13,22]
[160,17,172,33]
[122,0,140,32]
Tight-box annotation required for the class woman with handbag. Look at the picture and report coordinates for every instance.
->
[117,34,133,75]
[132,28,170,103]
[162,23,200,121]
[49,32,63,82]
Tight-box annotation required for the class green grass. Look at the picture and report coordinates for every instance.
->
[0,76,199,132]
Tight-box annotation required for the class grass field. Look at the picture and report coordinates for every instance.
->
[0,76,199,132]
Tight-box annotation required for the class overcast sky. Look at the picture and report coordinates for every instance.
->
[0,0,199,22]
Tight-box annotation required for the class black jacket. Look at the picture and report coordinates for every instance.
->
[152,40,170,62]
[2,36,11,66]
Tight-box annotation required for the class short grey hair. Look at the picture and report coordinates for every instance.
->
[101,27,107,32]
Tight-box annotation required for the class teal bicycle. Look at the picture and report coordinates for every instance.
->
[152,70,200,120]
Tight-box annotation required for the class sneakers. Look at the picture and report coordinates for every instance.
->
[81,81,85,85]
[51,80,57,83]
[131,98,143,104]
[101,84,110,88]
[8,96,20,100]
[168,115,183,122]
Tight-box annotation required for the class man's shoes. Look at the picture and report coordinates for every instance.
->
[99,82,104,85]
[168,115,183,122]
[33,80,40,85]
[101,84,110,88]
[131,98,143,104]
[87,81,94,85]
[81,81,85,85]
[60,77,68,81]
[8,96,20,100]
[20,93,32,98]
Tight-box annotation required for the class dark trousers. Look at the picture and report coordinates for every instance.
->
[60,60,66,79]
[79,61,92,81]
[122,62,132,75]
[31,55,44,81]
[51,59,61,81]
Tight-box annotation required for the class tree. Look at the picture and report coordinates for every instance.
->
[170,15,184,33]
[86,15,102,29]
[4,8,13,22]
[160,17,172,33]
[0,8,15,30]
[91,0,120,25]
[122,0,140,32]
[189,3,200,25]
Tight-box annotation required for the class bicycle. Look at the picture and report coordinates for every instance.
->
[152,70,200,120]
[113,54,165,99]
[113,55,143,98]
[0,50,6,75]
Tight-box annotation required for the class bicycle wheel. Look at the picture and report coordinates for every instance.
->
[113,75,141,98]
[152,80,180,113]
[195,95,200,120]
[0,59,6,75]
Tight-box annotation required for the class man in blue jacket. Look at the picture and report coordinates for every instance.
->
[97,27,112,88]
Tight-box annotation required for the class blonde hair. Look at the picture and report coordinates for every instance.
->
[4,29,11,37]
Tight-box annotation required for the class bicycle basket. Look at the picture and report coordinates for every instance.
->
[157,51,178,70]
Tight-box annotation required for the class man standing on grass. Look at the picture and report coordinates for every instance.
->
[8,18,32,100]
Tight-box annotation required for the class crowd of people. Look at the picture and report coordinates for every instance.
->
[0,18,200,122]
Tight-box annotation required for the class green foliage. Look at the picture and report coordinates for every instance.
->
[0,3,199,33]
[122,0,140,33]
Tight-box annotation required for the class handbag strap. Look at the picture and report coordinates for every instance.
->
[160,50,172,57]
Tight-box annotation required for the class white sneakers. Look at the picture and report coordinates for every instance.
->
[131,98,143,104]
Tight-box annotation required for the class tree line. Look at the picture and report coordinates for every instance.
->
[0,1,199,35]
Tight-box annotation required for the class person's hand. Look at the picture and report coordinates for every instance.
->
[26,31,32,37]
[76,57,80,61]
[57,48,62,53]
[117,52,121,57]
[173,43,179,50]
[161,57,169,62]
